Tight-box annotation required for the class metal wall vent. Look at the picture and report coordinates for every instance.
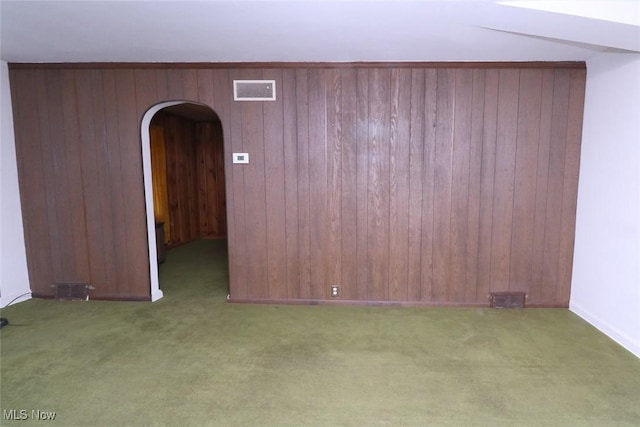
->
[489,291,526,309]
[233,80,276,101]
[52,282,93,301]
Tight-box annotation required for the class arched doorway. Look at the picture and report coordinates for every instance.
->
[141,101,227,301]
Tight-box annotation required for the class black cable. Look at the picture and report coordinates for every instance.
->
[2,292,32,308]
[0,291,32,329]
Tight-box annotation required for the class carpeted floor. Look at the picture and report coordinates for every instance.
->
[1,240,639,426]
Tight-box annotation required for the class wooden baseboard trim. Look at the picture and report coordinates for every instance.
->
[227,297,488,308]
[31,293,151,302]
[227,297,569,308]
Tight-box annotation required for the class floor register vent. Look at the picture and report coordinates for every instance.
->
[52,282,94,301]
[233,80,276,101]
[489,291,526,309]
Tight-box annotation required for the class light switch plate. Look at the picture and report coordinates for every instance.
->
[233,153,249,164]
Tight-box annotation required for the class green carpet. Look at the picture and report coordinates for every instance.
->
[1,240,639,426]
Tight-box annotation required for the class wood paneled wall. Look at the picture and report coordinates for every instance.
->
[9,63,585,305]
[151,112,227,246]
[195,120,227,239]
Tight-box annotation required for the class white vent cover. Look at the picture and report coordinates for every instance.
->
[233,80,276,101]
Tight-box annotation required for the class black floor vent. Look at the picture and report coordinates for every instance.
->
[52,283,91,301]
[490,291,526,309]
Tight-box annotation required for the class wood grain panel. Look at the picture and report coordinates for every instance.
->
[509,69,543,294]
[60,70,91,281]
[450,69,474,302]
[263,69,287,299]
[150,124,170,241]
[420,68,438,301]
[239,69,269,299]
[90,70,118,296]
[368,68,392,301]
[340,68,358,300]
[282,69,300,299]
[490,69,520,293]
[101,69,131,297]
[151,112,227,246]
[326,69,343,296]
[388,68,411,301]
[44,70,77,280]
[529,69,555,304]
[557,69,586,304]
[307,69,328,299]
[295,69,312,299]
[432,69,455,302]
[355,68,369,301]
[10,70,54,294]
[113,69,149,297]
[464,69,486,303]
[210,69,233,288]
[75,70,107,290]
[476,69,500,302]
[227,69,248,298]
[542,70,571,303]
[9,63,586,305]
[407,68,426,301]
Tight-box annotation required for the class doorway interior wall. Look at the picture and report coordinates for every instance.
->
[141,101,227,301]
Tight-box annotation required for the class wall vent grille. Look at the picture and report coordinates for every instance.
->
[233,80,276,101]
[52,282,92,301]
[489,291,526,309]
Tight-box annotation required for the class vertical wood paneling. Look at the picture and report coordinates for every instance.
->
[114,69,149,297]
[307,69,328,299]
[195,69,215,238]
[101,69,130,296]
[152,112,226,246]
[367,68,391,301]
[542,70,571,303]
[464,69,485,303]
[509,70,543,293]
[476,69,500,302]
[197,120,226,238]
[326,69,343,295]
[557,69,586,304]
[340,69,358,300]
[150,125,170,241]
[420,69,438,301]
[432,69,455,302]
[60,70,91,281]
[227,69,248,298]
[282,69,300,299]
[388,69,411,301]
[10,70,54,293]
[529,69,555,303]
[240,69,269,298]
[355,69,369,301]
[450,69,474,302]
[90,70,118,296]
[155,69,169,101]
[44,70,77,280]
[10,63,585,305]
[165,116,184,243]
[196,122,211,234]
[263,69,287,299]
[210,69,233,288]
[407,69,426,301]
[490,69,520,293]
[75,70,107,289]
[295,69,312,299]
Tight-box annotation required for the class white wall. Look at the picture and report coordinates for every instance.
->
[0,60,31,308]
[570,52,640,358]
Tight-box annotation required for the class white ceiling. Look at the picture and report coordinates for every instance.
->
[1,0,638,63]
